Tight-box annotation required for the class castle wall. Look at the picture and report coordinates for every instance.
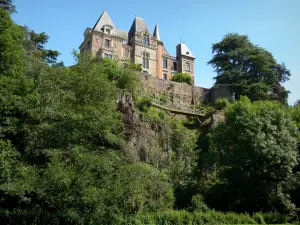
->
[141,74,210,108]
[92,33,103,56]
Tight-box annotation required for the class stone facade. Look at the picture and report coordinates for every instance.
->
[79,11,196,83]
[141,74,208,107]
[141,74,232,107]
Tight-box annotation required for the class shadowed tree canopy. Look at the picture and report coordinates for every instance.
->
[22,26,60,64]
[208,33,291,103]
[208,97,299,213]
[0,0,15,13]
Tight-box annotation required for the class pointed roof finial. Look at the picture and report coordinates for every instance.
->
[153,24,160,40]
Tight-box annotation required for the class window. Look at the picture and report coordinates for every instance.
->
[163,59,168,69]
[105,28,111,35]
[172,62,177,71]
[186,62,191,71]
[86,41,90,50]
[122,39,127,44]
[104,53,112,58]
[143,33,150,45]
[163,73,167,80]
[142,52,149,69]
[104,39,110,48]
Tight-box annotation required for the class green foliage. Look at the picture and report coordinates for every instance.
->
[208,96,299,213]
[22,26,60,64]
[141,106,167,124]
[118,210,258,225]
[159,92,169,103]
[0,0,15,13]
[189,194,210,212]
[261,212,290,224]
[109,163,174,215]
[171,72,192,85]
[252,213,266,224]
[136,95,152,112]
[196,103,216,115]
[1,4,299,224]
[26,53,125,153]
[208,33,291,103]
[215,98,230,110]
[0,8,26,75]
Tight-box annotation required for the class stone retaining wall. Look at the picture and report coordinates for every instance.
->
[140,74,231,107]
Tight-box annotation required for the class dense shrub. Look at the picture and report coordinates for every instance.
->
[215,98,230,110]
[171,73,192,85]
[136,96,152,112]
[116,210,258,225]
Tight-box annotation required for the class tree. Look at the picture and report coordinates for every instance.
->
[207,97,299,213]
[22,26,60,64]
[0,9,35,152]
[0,0,15,13]
[108,163,174,215]
[0,8,25,75]
[208,33,291,103]
[171,73,192,85]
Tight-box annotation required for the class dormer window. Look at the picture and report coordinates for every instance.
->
[143,33,150,45]
[105,28,111,35]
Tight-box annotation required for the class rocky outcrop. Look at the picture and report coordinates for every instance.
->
[117,91,168,165]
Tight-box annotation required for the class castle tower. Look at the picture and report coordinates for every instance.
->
[128,17,157,76]
[79,10,129,59]
[153,24,163,79]
[176,43,195,84]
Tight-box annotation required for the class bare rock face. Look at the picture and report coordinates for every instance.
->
[211,111,225,128]
[117,91,139,135]
[117,91,168,166]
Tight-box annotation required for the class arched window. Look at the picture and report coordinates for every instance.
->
[142,52,149,69]
[143,33,150,45]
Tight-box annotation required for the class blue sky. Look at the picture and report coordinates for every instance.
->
[12,0,300,104]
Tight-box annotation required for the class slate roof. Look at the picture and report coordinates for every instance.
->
[92,10,115,31]
[128,16,150,41]
[115,29,128,40]
[178,43,195,58]
[92,10,128,40]
[153,24,160,40]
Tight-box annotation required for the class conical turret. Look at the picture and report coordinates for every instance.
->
[153,24,160,40]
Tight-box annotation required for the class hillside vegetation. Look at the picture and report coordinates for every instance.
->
[0,2,300,224]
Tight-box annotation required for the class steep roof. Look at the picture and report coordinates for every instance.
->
[92,10,115,31]
[115,29,128,40]
[128,16,149,40]
[178,43,195,58]
[153,24,160,40]
[91,11,128,40]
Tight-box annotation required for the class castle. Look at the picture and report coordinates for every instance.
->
[79,11,195,83]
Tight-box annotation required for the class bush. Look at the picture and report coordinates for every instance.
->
[136,96,152,112]
[116,210,258,225]
[171,73,192,85]
[252,212,266,224]
[189,194,209,212]
[159,92,169,103]
[261,212,289,224]
[215,98,230,110]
